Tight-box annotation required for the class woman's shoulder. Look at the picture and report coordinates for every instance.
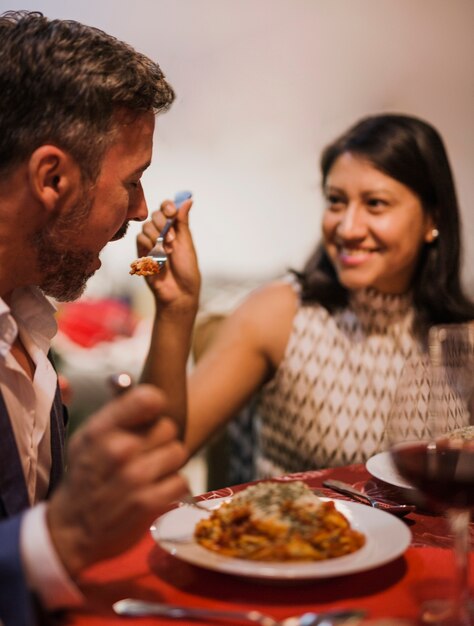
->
[238,277,336,329]
[226,279,300,367]
[241,279,299,318]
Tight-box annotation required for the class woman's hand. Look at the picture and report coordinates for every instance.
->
[136,196,200,312]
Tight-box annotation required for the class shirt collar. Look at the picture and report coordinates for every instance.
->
[0,297,18,357]
[1,287,58,355]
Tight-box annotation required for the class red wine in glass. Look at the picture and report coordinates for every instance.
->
[392,441,474,511]
[389,323,474,626]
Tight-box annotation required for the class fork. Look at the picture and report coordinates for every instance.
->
[179,493,218,511]
[148,190,192,267]
[112,599,365,625]
[322,479,416,516]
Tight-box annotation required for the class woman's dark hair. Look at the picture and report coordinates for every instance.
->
[294,113,474,328]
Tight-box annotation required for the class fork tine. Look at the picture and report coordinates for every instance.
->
[179,494,212,511]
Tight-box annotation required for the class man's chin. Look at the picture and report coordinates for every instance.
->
[41,269,97,302]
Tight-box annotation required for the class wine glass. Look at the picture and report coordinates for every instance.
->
[387,323,474,626]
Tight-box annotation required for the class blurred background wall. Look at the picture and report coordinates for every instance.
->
[2,0,473,309]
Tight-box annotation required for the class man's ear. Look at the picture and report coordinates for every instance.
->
[27,146,81,212]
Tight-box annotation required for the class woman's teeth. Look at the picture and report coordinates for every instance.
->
[340,247,375,256]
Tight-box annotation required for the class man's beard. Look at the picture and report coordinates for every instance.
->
[32,186,130,301]
[38,244,96,302]
[33,191,95,301]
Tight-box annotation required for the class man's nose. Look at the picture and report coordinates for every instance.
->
[129,186,148,222]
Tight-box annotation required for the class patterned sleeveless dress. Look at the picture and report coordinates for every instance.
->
[253,285,430,478]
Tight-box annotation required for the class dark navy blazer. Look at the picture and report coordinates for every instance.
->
[0,381,67,626]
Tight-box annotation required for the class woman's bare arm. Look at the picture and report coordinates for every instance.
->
[137,199,298,454]
[183,281,298,454]
[138,197,200,440]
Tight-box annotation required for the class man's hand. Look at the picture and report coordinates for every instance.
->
[46,385,189,578]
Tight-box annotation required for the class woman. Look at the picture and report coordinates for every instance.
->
[138,114,474,479]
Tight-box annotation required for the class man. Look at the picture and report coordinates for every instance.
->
[0,11,190,625]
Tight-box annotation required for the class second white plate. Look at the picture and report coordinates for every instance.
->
[366,451,414,490]
[151,496,411,580]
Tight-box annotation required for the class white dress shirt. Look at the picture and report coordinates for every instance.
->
[0,287,82,608]
[0,287,57,504]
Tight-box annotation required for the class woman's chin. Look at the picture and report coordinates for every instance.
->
[338,274,410,295]
[336,272,374,291]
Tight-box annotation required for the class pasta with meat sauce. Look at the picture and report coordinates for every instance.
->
[194,481,365,561]
[129,256,161,276]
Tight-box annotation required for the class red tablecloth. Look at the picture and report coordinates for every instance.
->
[58,464,474,625]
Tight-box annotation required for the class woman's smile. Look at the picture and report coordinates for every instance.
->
[337,246,380,266]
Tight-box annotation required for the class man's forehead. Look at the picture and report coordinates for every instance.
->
[103,113,155,165]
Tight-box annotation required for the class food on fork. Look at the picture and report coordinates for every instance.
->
[194,480,365,561]
[130,256,160,276]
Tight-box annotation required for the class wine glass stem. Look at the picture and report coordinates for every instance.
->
[447,508,471,625]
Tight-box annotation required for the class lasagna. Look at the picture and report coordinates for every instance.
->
[194,480,365,561]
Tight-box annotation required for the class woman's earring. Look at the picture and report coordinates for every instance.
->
[426,227,439,244]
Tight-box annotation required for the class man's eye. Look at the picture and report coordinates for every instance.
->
[128,180,141,190]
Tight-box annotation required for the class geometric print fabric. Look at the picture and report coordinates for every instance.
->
[254,287,431,478]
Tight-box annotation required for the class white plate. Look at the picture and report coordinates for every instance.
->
[366,451,414,490]
[151,497,411,580]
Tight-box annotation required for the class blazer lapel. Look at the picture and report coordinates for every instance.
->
[0,393,29,517]
[47,383,67,496]
[0,381,67,516]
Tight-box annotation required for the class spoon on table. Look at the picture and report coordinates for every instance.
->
[113,599,366,625]
[322,479,416,517]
